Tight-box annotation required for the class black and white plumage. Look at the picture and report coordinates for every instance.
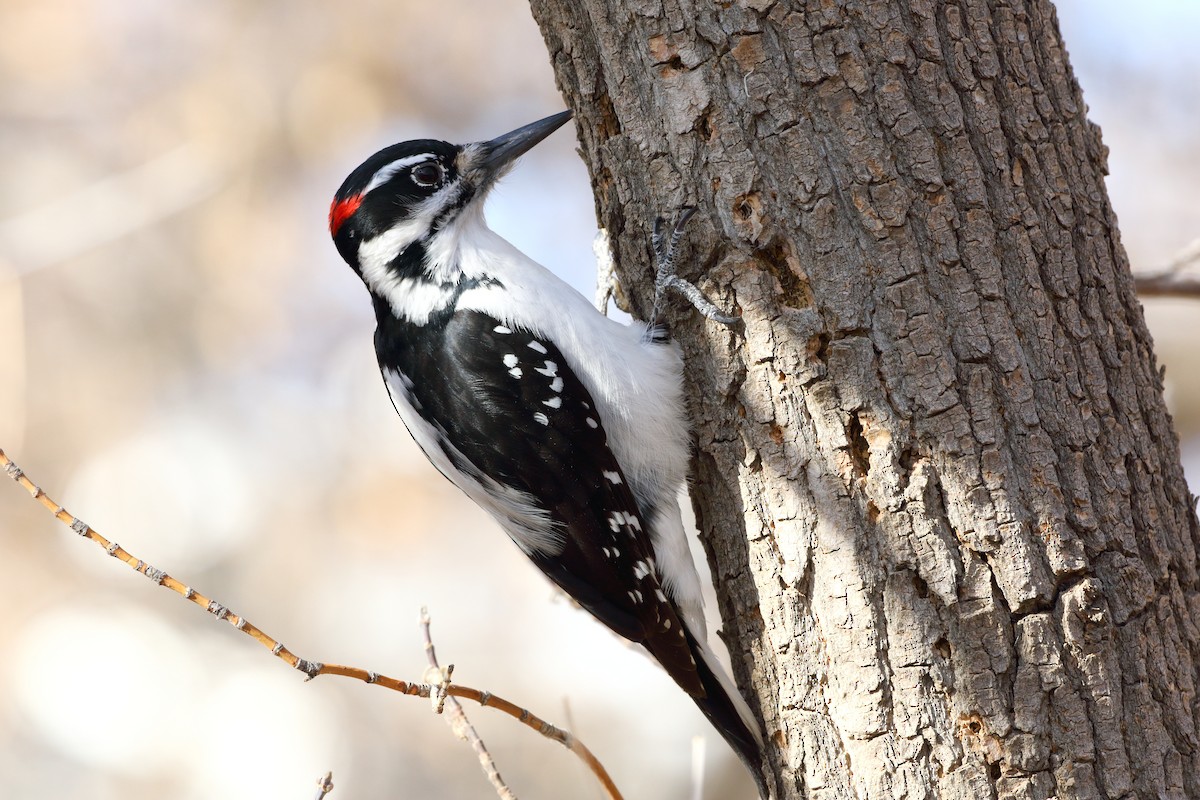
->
[329,111,764,788]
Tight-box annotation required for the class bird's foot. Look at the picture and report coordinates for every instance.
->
[650,207,740,329]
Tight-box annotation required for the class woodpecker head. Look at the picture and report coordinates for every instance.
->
[329,110,572,275]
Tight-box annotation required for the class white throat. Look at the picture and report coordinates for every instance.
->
[356,184,490,325]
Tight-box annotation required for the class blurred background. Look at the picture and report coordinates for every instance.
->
[0,1,1196,798]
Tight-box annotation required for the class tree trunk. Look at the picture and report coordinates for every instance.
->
[528,1,1200,798]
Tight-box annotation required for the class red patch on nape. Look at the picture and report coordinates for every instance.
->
[329,194,363,236]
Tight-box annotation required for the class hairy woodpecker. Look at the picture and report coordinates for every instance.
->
[329,111,765,790]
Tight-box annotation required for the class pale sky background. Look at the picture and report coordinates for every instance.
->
[0,2,1197,799]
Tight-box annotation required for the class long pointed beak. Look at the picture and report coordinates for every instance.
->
[474,110,573,181]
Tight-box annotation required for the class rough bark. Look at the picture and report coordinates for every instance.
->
[528,1,1200,799]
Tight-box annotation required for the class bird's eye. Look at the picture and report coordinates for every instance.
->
[411,163,443,188]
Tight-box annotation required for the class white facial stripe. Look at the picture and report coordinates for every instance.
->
[364,153,436,195]
[355,178,471,323]
[357,201,452,323]
[357,180,461,278]
[359,221,457,325]
[358,214,430,274]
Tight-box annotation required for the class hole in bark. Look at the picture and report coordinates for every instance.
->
[988,762,1001,780]
[594,86,622,140]
[896,447,917,492]
[912,574,929,598]
[810,332,830,363]
[866,500,880,524]
[595,165,615,207]
[934,637,951,660]
[759,237,814,308]
[847,414,871,478]
[967,720,981,734]
[658,55,686,77]
[769,424,785,444]
[697,108,713,141]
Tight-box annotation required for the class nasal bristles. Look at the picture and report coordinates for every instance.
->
[329,194,364,236]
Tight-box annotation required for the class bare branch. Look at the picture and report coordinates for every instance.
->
[0,447,623,800]
[421,608,518,800]
[1135,271,1200,298]
[1136,238,1200,298]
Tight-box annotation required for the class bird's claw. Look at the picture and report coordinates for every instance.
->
[649,208,740,330]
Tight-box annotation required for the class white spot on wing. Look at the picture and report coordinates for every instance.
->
[626,513,642,531]
[527,340,548,354]
[535,361,558,377]
[633,561,650,579]
[586,417,598,429]
[550,377,564,393]
[503,354,519,368]
[543,397,562,409]
[533,412,549,426]
[602,470,622,485]
[655,589,667,602]
[508,368,522,378]
[493,325,512,334]
[611,511,642,534]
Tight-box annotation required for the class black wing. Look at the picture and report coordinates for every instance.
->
[375,308,703,696]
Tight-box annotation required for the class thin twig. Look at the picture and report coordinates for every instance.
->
[313,771,334,800]
[0,447,623,800]
[421,608,517,800]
